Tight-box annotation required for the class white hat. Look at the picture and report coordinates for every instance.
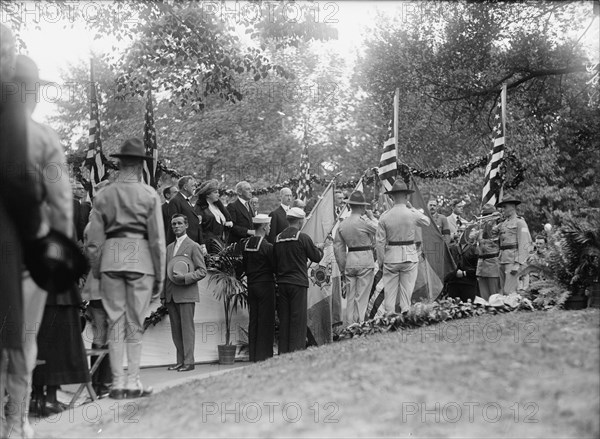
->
[252,214,271,224]
[286,207,306,219]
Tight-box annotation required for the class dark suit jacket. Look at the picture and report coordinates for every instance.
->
[162,236,206,303]
[227,199,254,244]
[267,205,288,244]
[167,192,203,245]
[73,199,82,240]
[162,202,170,238]
[195,200,231,248]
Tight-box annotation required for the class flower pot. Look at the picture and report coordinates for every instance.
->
[588,282,600,309]
[564,289,588,310]
[218,344,237,365]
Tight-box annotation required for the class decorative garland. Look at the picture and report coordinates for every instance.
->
[338,296,535,340]
[68,149,524,196]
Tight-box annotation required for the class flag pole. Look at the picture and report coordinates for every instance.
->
[393,88,399,161]
[499,82,507,200]
[304,171,342,223]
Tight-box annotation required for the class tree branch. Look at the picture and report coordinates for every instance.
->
[441,64,593,101]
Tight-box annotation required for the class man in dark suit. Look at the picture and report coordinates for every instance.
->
[161,214,206,372]
[167,176,206,255]
[227,181,255,244]
[267,187,292,243]
[161,185,178,239]
[72,182,89,242]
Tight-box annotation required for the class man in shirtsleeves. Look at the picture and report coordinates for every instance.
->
[241,214,276,362]
[333,191,378,325]
[87,138,166,400]
[376,179,430,314]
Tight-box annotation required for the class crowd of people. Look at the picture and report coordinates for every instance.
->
[1,23,540,439]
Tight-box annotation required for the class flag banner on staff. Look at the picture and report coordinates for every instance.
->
[482,83,507,206]
[301,181,336,345]
[296,140,311,202]
[84,58,106,200]
[142,88,158,188]
[410,176,455,302]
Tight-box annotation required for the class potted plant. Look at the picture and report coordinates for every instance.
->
[523,215,600,310]
[206,240,248,364]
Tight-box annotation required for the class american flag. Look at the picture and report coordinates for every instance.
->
[482,83,507,206]
[142,88,158,187]
[296,140,311,201]
[377,118,397,192]
[84,59,105,200]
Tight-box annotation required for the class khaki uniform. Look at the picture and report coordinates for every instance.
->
[498,215,532,294]
[87,176,166,392]
[333,213,378,324]
[476,223,501,300]
[375,204,430,313]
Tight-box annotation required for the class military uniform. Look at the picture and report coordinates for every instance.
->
[376,204,430,313]
[476,222,501,300]
[498,215,531,294]
[242,235,276,362]
[87,139,166,397]
[273,226,323,354]
[333,212,377,325]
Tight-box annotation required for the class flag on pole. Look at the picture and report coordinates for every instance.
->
[296,140,311,202]
[377,119,397,192]
[482,83,507,206]
[84,59,105,200]
[142,88,158,188]
[301,180,336,345]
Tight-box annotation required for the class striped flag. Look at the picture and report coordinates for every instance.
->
[142,88,158,187]
[377,119,397,192]
[482,83,507,206]
[296,140,311,201]
[84,59,105,200]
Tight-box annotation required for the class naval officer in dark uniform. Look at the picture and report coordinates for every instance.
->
[241,214,276,362]
[273,207,324,354]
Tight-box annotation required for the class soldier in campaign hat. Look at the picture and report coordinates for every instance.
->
[475,203,502,300]
[333,191,378,325]
[87,138,166,399]
[495,195,532,294]
[375,179,430,313]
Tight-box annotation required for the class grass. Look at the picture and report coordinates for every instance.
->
[54,309,600,438]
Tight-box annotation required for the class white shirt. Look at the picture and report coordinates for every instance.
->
[173,234,187,255]
[281,204,290,212]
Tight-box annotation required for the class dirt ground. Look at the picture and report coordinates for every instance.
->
[36,309,600,438]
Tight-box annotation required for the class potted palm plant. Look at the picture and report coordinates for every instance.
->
[523,214,600,310]
[206,240,248,364]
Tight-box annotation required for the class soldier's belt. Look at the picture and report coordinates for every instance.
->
[106,232,148,240]
[387,240,414,246]
[348,246,373,252]
[478,253,500,259]
[500,244,517,250]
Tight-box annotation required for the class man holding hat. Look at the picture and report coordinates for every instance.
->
[274,207,324,354]
[241,214,276,362]
[87,137,166,399]
[476,203,502,300]
[496,195,532,295]
[376,179,430,314]
[333,191,378,325]
[161,214,206,372]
